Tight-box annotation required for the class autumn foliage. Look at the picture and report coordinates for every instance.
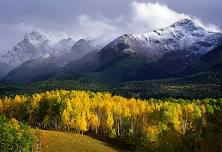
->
[0,90,222,151]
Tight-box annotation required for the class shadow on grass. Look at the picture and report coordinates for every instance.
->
[85,131,132,152]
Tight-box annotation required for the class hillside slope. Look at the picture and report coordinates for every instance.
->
[0,67,221,99]
[34,130,129,152]
[2,55,60,84]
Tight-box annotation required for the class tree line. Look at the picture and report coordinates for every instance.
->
[0,90,222,151]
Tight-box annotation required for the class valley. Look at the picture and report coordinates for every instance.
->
[0,18,222,152]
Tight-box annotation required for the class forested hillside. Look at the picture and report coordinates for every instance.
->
[1,90,222,151]
[1,67,221,99]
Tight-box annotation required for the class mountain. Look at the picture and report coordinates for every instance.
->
[52,37,75,57]
[189,44,222,72]
[2,54,60,84]
[0,31,78,68]
[1,19,222,84]
[0,30,103,68]
[99,19,222,62]
[0,32,103,83]
[57,38,102,66]
[0,60,12,79]
[59,51,101,77]
[1,31,53,67]
[60,19,222,82]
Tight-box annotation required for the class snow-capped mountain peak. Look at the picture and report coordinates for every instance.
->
[0,31,75,67]
[0,31,53,67]
[72,39,94,50]
[56,38,103,66]
[22,31,52,50]
[24,31,49,43]
[169,19,201,30]
[52,37,75,56]
[0,29,104,68]
[102,18,222,60]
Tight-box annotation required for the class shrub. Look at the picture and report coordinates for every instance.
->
[0,116,34,152]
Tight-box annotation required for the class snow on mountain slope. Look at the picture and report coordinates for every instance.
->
[0,31,53,67]
[0,30,103,68]
[52,37,75,57]
[101,19,222,61]
[1,37,104,84]
[1,18,222,84]
[58,38,103,66]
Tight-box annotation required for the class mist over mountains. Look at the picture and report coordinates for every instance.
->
[1,19,222,84]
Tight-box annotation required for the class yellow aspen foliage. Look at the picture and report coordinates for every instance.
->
[200,104,206,114]
[146,125,160,142]
[0,99,3,114]
[70,119,76,129]
[80,112,88,133]
[3,97,11,113]
[0,89,221,150]
[61,110,70,127]
[66,99,73,112]
[106,111,114,131]
[14,95,22,107]
[122,106,131,117]
[187,104,195,113]
[90,113,100,131]
[172,106,182,132]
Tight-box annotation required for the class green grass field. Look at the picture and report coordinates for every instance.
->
[34,129,129,152]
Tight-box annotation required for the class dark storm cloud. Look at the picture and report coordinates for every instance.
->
[0,0,221,53]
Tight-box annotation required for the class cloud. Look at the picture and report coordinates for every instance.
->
[71,2,188,41]
[128,2,221,33]
[0,1,221,54]
[191,17,221,32]
[69,2,221,42]
[0,23,38,54]
[73,15,124,42]
[207,24,221,32]
[128,2,188,32]
[63,2,188,44]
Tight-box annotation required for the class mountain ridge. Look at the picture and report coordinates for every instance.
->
[1,18,222,84]
[59,19,222,82]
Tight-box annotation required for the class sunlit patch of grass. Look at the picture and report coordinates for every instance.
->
[34,129,129,152]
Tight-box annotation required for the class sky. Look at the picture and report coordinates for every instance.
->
[0,0,221,54]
